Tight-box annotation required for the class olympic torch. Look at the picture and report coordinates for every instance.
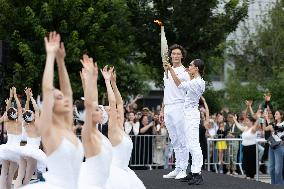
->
[154,20,169,79]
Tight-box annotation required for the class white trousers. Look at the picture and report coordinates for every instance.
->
[164,103,189,170]
[184,108,203,173]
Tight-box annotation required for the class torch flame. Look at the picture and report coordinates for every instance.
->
[154,20,163,26]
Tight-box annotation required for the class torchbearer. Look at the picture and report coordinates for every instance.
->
[155,20,191,180]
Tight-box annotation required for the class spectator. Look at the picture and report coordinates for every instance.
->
[125,94,142,113]
[232,115,260,179]
[138,115,154,168]
[266,110,284,185]
[153,114,168,166]
[216,121,227,173]
[124,112,140,136]
[225,112,242,175]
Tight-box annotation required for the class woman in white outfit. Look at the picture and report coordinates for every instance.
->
[78,55,112,189]
[232,115,260,179]
[0,87,23,189]
[165,59,205,185]
[14,88,47,188]
[101,67,145,189]
[124,112,140,136]
[21,32,83,189]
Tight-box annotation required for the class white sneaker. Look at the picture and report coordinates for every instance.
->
[175,170,187,179]
[163,169,180,178]
[232,171,238,175]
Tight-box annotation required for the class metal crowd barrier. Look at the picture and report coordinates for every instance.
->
[128,134,173,169]
[206,138,243,174]
[207,138,268,181]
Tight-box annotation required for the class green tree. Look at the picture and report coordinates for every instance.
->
[127,0,249,86]
[228,0,284,109]
[224,71,263,113]
[0,0,150,101]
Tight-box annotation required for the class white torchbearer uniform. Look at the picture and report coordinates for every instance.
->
[178,76,205,173]
[163,65,190,171]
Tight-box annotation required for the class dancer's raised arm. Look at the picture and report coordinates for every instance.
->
[80,54,99,156]
[40,32,60,136]
[56,42,73,127]
[30,90,40,118]
[13,87,22,122]
[101,66,117,130]
[80,56,97,130]
[6,87,13,111]
[24,87,31,111]
[110,70,124,128]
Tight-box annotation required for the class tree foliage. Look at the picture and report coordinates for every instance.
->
[0,0,249,108]
[228,0,284,109]
[0,0,149,100]
[127,0,249,86]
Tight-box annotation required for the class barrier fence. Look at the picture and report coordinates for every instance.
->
[206,138,268,181]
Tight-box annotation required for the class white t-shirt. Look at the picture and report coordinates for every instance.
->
[124,121,140,136]
[208,122,219,137]
[178,77,205,109]
[163,65,190,105]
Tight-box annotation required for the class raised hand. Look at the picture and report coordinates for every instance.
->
[100,65,113,81]
[81,68,90,81]
[245,100,253,106]
[110,68,117,83]
[93,61,99,77]
[163,61,171,71]
[44,31,60,54]
[9,88,13,98]
[24,87,30,97]
[80,54,96,75]
[12,87,17,97]
[135,94,143,100]
[29,88,33,97]
[5,99,9,105]
[232,114,238,122]
[56,42,66,61]
[264,92,271,102]
[263,111,269,121]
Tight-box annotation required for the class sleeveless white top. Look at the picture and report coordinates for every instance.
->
[79,134,112,189]
[241,128,257,146]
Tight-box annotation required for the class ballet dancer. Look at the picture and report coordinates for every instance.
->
[0,87,23,189]
[21,31,83,189]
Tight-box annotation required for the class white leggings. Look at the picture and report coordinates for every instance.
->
[164,103,189,170]
[184,108,203,173]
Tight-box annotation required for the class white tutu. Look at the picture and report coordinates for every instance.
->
[16,145,47,172]
[0,134,22,163]
[106,166,146,189]
[0,144,20,163]
[14,137,47,172]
